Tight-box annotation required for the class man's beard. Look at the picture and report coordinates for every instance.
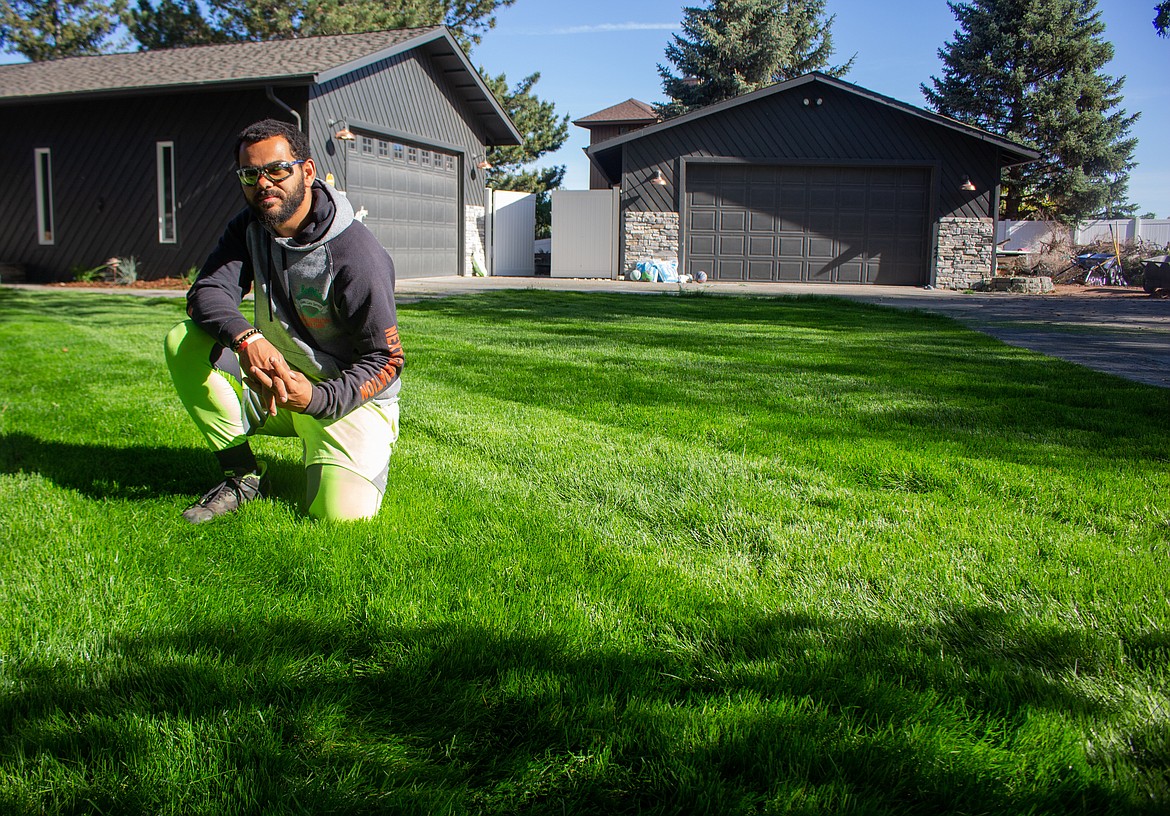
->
[249,180,306,230]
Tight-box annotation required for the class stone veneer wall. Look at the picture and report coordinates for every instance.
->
[624,211,680,272]
[935,216,994,290]
[465,205,486,276]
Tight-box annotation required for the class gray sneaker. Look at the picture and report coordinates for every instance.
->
[182,464,266,524]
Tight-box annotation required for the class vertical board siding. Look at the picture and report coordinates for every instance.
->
[0,87,308,281]
[309,49,488,210]
[622,83,999,221]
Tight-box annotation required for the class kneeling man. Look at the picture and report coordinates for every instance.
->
[165,118,404,523]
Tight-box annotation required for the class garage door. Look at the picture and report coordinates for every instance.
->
[685,164,930,285]
[345,135,459,279]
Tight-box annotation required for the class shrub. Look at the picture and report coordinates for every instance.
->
[112,257,139,286]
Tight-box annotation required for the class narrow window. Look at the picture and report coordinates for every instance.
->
[362,136,373,154]
[34,148,54,245]
[378,140,388,158]
[421,149,431,168]
[407,146,417,164]
[156,141,177,244]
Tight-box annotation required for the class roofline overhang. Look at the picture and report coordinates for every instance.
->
[0,76,311,107]
[586,72,1040,168]
[573,117,659,128]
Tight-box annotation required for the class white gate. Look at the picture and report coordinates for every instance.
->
[551,189,619,278]
[487,189,536,276]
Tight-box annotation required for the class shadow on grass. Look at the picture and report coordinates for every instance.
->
[1,606,1160,815]
[0,432,305,511]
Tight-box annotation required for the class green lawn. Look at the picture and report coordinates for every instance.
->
[1,287,1167,815]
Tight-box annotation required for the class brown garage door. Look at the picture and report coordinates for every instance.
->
[685,164,931,285]
[345,134,459,279]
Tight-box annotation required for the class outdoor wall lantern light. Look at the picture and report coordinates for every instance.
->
[328,117,355,141]
[471,155,492,180]
[802,97,823,107]
[651,170,669,186]
[960,175,977,191]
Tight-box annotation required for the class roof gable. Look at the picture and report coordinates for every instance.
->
[587,73,1039,167]
[573,98,658,127]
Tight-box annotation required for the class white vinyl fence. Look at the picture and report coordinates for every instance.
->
[997,218,1170,252]
[486,189,536,277]
[550,189,619,278]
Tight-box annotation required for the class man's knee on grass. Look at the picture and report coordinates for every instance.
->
[306,463,383,521]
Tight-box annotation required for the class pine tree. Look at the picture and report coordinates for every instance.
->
[1156,2,1169,36]
[923,0,1139,222]
[124,0,514,48]
[657,0,852,118]
[480,71,569,238]
[1,0,126,60]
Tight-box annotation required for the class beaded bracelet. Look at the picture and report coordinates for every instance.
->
[237,332,263,351]
[230,328,261,352]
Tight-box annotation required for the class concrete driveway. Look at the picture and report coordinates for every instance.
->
[395,276,1170,389]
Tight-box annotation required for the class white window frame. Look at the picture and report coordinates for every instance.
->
[34,148,54,245]
[156,141,178,244]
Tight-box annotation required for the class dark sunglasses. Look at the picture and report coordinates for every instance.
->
[235,160,305,186]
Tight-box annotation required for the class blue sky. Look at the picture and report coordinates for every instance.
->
[470,0,1170,218]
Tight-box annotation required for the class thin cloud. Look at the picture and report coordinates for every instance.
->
[545,22,680,35]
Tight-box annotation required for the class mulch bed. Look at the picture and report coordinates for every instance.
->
[48,278,191,291]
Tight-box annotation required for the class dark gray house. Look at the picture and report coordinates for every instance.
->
[585,73,1039,289]
[0,27,521,282]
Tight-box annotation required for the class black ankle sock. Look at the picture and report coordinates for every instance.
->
[215,443,258,477]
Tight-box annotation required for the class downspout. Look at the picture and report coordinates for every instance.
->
[265,86,303,131]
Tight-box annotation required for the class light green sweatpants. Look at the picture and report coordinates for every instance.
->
[164,320,398,520]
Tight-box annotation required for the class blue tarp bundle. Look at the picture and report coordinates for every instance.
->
[634,259,679,282]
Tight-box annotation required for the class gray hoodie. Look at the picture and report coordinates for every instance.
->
[188,180,404,421]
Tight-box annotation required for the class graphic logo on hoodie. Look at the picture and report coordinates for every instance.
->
[295,285,330,329]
